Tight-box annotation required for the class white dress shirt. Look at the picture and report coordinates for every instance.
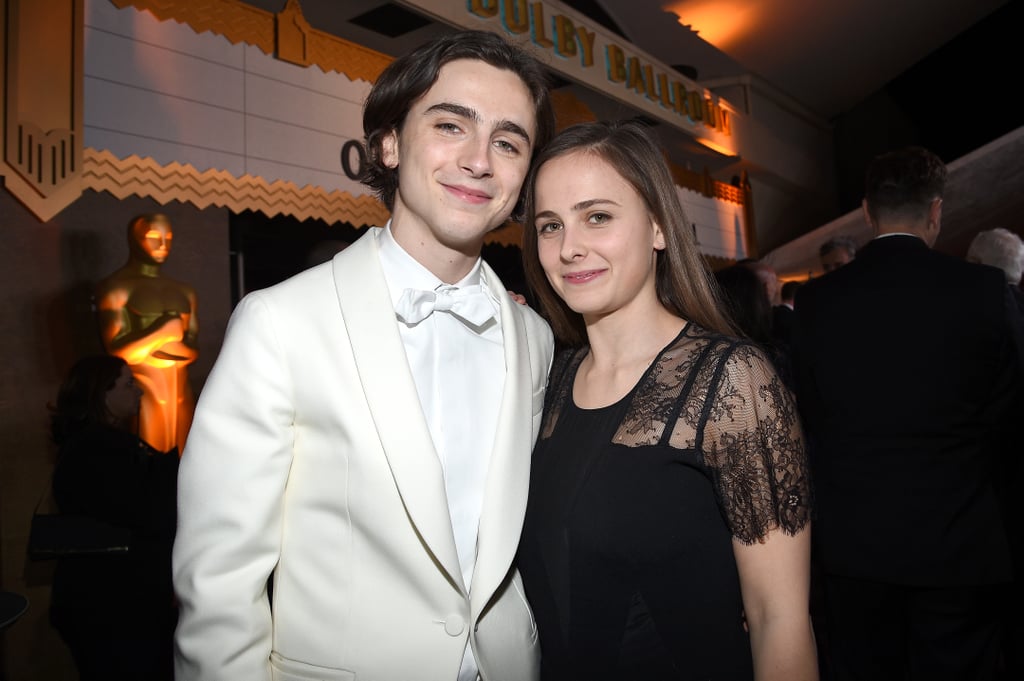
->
[376,224,505,681]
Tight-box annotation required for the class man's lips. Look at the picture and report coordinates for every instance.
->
[562,269,605,283]
[443,183,492,204]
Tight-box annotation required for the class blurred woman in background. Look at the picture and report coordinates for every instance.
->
[48,354,178,681]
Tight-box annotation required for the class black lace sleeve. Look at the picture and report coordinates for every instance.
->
[700,342,812,544]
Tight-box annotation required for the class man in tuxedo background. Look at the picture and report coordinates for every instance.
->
[172,30,555,681]
[792,146,1023,681]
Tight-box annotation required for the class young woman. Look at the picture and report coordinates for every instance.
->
[48,355,179,681]
[517,120,818,680]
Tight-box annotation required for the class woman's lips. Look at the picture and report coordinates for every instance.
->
[563,269,605,283]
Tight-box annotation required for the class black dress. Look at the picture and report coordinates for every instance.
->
[518,324,812,680]
[49,423,179,681]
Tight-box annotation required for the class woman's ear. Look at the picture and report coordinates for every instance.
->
[652,218,666,251]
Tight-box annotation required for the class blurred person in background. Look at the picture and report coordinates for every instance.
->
[966,227,1024,310]
[818,235,857,273]
[48,354,179,681]
[792,147,1021,681]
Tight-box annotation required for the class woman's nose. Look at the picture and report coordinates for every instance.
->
[560,226,586,261]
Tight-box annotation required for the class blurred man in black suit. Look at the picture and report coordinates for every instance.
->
[792,146,1023,681]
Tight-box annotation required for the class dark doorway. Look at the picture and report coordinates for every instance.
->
[229,211,528,305]
[229,210,365,302]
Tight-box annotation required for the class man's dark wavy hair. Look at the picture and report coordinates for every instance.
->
[864,146,947,224]
[359,29,555,213]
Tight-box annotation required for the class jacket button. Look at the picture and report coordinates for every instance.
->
[444,614,466,636]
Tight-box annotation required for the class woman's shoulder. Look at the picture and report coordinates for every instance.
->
[657,322,752,368]
[654,324,786,408]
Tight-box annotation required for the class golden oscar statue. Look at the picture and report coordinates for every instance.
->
[95,213,198,453]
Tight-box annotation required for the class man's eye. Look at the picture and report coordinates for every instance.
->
[495,140,520,155]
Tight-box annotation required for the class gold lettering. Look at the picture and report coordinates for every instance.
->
[469,0,498,19]
[655,73,672,108]
[688,91,704,121]
[606,44,626,82]
[704,98,718,128]
[554,15,577,57]
[672,82,689,116]
[643,64,658,100]
[529,3,554,48]
[626,56,645,94]
[466,0,732,136]
[575,26,595,67]
[502,0,529,34]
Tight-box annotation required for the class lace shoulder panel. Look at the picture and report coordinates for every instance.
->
[698,341,812,544]
[613,327,811,543]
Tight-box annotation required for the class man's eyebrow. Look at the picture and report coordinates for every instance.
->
[424,102,532,147]
[495,120,532,147]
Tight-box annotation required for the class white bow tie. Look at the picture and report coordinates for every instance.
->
[395,284,496,328]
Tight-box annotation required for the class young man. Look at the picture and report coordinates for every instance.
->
[172,30,555,681]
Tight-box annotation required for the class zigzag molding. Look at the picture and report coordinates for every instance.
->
[82,148,390,226]
[110,0,391,83]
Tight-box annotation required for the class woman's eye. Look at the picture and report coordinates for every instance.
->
[536,221,562,234]
[588,212,611,224]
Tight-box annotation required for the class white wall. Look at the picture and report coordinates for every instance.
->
[84,0,372,197]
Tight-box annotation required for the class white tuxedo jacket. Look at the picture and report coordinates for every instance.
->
[173,228,554,681]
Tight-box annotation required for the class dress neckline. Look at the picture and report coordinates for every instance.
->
[569,322,690,413]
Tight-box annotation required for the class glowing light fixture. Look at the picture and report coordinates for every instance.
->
[663,0,759,53]
[694,136,738,158]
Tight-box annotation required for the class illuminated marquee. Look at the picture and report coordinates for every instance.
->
[465,0,730,135]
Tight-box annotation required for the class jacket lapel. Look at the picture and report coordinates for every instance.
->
[471,262,533,617]
[332,229,463,591]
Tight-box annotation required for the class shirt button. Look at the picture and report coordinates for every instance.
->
[444,614,466,636]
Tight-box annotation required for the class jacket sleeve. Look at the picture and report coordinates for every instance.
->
[173,291,295,681]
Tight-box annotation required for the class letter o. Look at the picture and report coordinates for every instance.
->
[340,140,366,180]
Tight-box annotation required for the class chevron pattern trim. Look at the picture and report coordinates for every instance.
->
[82,148,390,227]
[110,0,390,82]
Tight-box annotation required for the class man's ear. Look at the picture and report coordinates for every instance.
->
[861,199,877,233]
[381,130,399,169]
[928,197,943,228]
[925,197,943,244]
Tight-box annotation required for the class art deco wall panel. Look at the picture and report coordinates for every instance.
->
[0,0,85,221]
